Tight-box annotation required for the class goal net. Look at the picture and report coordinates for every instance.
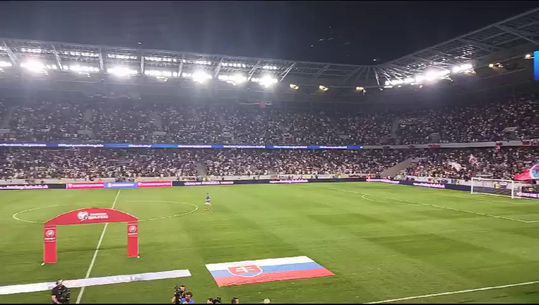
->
[470,177,518,199]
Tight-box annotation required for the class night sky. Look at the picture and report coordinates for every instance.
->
[0,1,537,64]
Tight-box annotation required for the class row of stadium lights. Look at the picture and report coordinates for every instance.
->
[0,48,370,93]
[0,59,281,88]
[384,53,535,89]
[17,48,279,69]
[0,59,362,92]
[384,63,474,88]
[487,53,535,69]
[5,50,532,91]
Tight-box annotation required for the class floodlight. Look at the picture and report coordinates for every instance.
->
[194,60,212,66]
[424,71,440,82]
[218,73,247,85]
[488,63,495,68]
[192,71,212,83]
[107,66,138,78]
[144,70,176,78]
[67,64,100,74]
[355,86,364,91]
[290,84,299,90]
[262,65,278,70]
[0,61,12,68]
[107,54,137,60]
[20,60,47,74]
[256,75,278,88]
[21,48,42,54]
[524,54,532,59]
[232,73,247,85]
[319,85,328,91]
[460,63,473,71]
[452,63,473,74]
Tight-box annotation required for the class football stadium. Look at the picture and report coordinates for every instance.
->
[0,2,538,304]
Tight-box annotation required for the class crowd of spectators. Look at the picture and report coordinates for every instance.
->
[0,149,199,180]
[0,93,536,182]
[397,96,537,144]
[406,147,537,180]
[0,94,536,145]
[0,148,406,180]
[203,149,407,176]
[0,146,535,181]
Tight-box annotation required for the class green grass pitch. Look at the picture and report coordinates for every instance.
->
[0,183,538,304]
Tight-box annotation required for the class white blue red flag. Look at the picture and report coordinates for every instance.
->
[205,256,335,287]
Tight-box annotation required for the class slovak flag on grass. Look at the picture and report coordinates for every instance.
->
[206,256,335,287]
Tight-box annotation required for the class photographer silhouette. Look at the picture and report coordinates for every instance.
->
[51,280,70,304]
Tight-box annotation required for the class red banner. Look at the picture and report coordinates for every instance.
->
[137,181,172,188]
[43,208,139,264]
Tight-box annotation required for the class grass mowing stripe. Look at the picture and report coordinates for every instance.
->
[330,187,535,224]
[75,190,120,304]
[365,280,539,303]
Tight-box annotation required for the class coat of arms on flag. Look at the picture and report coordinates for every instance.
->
[206,256,334,287]
[228,265,263,277]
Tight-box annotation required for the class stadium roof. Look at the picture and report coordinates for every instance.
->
[0,7,537,89]
[377,6,539,83]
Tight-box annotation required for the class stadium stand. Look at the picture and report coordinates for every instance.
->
[405,147,537,180]
[0,91,537,183]
[0,146,535,182]
[0,94,536,145]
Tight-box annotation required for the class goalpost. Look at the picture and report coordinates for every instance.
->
[470,177,519,199]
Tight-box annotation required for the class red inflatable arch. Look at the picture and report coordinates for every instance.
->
[43,208,139,264]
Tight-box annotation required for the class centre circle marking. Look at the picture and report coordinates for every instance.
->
[11,201,199,224]
[120,201,199,222]
[11,202,112,224]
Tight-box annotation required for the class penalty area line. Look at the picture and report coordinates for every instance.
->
[76,190,121,304]
[365,280,539,304]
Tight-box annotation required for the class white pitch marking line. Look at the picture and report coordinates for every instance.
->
[12,205,61,224]
[76,190,121,304]
[365,280,539,304]
[122,200,199,222]
[0,269,191,295]
[331,188,536,224]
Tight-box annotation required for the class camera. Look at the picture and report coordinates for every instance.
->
[206,297,221,304]
[172,285,187,304]
[60,287,71,304]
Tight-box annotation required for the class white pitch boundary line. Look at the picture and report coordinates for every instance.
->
[76,190,121,304]
[329,187,537,224]
[365,280,539,303]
